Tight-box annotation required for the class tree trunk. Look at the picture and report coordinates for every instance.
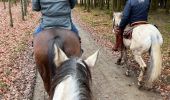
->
[20,0,25,20]
[87,0,90,12]
[14,0,17,6]
[107,0,110,9]
[151,0,158,10]
[84,0,87,9]
[90,0,93,9]
[8,0,13,27]
[100,0,104,10]
[113,0,117,11]
[23,0,27,16]
[94,0,97,8]
[166,0,170,14]
[110,0,114,18]
[116,0,120,11]
[3,0,6,9]
[80,0,83,5]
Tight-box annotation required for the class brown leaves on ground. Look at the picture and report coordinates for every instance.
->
[0,3,40,99]
[72,7,170,99]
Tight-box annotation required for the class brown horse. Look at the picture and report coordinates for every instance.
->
[33,28,81,95]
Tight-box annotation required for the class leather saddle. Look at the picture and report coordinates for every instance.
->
[123,21,154,39]
[123,28,133,39]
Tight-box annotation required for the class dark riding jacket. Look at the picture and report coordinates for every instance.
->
[32,0,76,30]
[119,0,151,30]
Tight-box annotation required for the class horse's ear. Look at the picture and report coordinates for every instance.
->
[85,49,99,67]
[54,45,68,67]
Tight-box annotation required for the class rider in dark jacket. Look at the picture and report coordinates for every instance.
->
[113,0,151,51]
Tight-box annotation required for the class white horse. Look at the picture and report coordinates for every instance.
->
[49,45,99,100]
[112,12,163,88]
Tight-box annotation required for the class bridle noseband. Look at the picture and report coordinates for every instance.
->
[113,17,119,29]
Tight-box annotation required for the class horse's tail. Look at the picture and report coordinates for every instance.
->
[48,36,63,77]
[148,34,163,84]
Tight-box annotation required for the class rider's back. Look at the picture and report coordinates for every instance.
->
[129,0,150,23]
[32,0,72,30]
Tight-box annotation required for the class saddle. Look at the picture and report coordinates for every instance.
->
[123,21,149,39]
[123,27,133,39]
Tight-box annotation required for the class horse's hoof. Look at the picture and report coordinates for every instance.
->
[144,83,153,90]
[116,62,121,65]
[116,59,122,65]
[138,81,145,89]
[115,62,121,65]
[138,85,143,89]
[125,70,131,77]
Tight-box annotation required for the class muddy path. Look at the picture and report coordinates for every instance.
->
[33,23,162,100]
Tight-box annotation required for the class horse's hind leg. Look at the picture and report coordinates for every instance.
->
[36,64,51,95]
[116,47,126,65]
[133,51,147,87]
[123,49,132,76]
[116,51,123,65]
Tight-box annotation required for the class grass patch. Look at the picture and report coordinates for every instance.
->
[13,40,27,53]
[0,81,9,90]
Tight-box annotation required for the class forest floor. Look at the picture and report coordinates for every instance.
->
[0,3,39,99]
[0,2,170,100]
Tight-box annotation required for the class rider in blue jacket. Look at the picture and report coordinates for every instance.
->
[113,0,151,51]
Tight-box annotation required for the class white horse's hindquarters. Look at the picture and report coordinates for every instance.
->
[129,24,163,51]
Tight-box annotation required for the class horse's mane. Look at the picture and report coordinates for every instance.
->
[49,58,92,100]
[48,36,64,78]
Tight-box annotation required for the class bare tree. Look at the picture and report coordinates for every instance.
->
[166,0,170,14]
[3,0,6,9]
[23,0,27,16]
[8,0,13,27]
[20,0,25,20]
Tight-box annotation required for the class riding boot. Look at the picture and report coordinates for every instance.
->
[112,33,123,51]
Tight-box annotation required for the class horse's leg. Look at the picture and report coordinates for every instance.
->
[36,64,51,95]
[133,51,147,87]
[123,48,132,76]
[116,46,125,65]
[116,50,123,65]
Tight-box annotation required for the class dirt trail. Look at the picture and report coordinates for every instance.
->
[33,23,162,100]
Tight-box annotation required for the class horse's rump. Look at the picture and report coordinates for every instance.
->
[33,28,81,94]
[34,28,81,57]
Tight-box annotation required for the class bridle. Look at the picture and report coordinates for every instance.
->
[112,17,119,29]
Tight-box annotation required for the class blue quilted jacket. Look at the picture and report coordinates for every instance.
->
[119,0,151,29]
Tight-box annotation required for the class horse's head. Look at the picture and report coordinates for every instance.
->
[53,44,99,68]
[50,45,99,100]
[112,12,122,33]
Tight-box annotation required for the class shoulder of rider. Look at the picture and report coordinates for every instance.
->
[68,0,77,9]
